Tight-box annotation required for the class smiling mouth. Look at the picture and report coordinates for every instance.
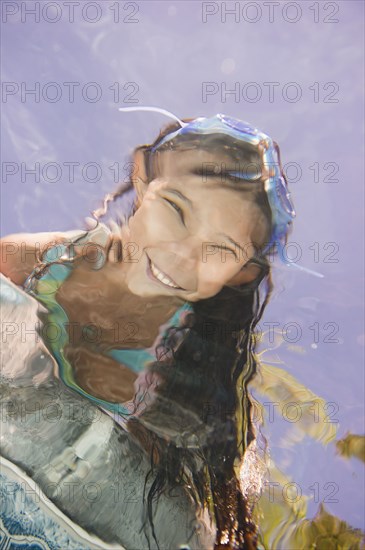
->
[146,255,186,290]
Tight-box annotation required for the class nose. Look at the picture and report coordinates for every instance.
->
[163,236,202,272]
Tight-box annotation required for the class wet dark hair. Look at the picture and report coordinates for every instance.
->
[103,119,283,549]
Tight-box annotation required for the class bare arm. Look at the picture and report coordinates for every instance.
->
[0,230,91,286]
[0,225,121,287]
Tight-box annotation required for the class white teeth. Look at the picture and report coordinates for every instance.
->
[150,260,180,288]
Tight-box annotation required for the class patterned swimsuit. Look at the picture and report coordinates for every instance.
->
[25,222,194,425]
[0,272,215,550]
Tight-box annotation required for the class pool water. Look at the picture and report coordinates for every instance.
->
[1,2,364,548]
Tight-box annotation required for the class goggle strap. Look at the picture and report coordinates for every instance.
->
[276,240,325,278]
[118,106,187,128]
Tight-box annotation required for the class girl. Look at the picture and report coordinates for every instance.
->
[0,111,295,549]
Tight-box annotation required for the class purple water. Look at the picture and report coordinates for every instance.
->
[1,0,364,540]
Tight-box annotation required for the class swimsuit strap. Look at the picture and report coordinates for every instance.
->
[106,302,193,368]
[25,222,193,419]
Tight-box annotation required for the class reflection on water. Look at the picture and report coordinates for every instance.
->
[245,330,364,549]
[336,434,365,464]
[1,268,364,548]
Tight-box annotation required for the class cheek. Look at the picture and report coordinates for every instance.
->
[129,201,182,243]
[195,260,239,298]
[128,204,157,241]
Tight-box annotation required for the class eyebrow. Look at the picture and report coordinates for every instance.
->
[191,167,260,184]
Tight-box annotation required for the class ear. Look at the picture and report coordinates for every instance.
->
[132,146,149,207]
[226,262,263,287]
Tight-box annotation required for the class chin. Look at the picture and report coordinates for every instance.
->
[126,281,155,297]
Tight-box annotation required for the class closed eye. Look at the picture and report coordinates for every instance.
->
[164,198,185,224]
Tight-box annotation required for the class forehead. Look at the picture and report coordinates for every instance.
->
[151,141,260,175]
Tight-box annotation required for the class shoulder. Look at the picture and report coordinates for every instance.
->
[0,230,65,285]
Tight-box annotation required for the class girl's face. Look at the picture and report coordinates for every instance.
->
[118,147,268,301]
